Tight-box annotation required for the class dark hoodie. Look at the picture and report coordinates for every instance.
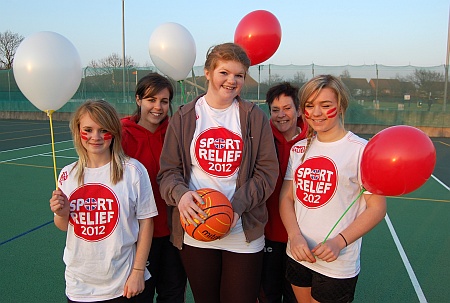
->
[121,115,169,237]
[264,118,308,242]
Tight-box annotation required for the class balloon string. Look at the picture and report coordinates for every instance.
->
[47,110,59,190]
[179,80,186,104]
[322,188,366,244]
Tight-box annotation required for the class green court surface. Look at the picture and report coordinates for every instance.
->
[1,119,449,302]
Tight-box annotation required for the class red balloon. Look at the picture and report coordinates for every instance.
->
[234,10,281,66]
[361,125,436,196]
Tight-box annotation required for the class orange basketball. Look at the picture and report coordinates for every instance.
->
[181,188,234,242]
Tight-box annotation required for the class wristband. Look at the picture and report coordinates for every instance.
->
[339,233,348,247]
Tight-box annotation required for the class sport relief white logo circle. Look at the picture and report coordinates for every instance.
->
[194,127,243,178]
[69,183,119,241]
[295,156,337,208]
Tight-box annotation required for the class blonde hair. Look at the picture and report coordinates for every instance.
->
[299,75,350,161]
[69,99,127,185]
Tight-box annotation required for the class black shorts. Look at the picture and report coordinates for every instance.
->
[286,256,358,303]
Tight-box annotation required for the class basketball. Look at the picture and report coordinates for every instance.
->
[181,188,234,242]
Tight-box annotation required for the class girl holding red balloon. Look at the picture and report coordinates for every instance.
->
[158,43,279,303]
[279,75,387,303]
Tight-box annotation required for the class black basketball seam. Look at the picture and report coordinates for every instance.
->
[202,205,233,210]
[187,213,232,240]
[197,188,218,198]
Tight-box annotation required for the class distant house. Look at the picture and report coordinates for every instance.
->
[368,78,404,97]
[340,78,372,97]
[399,81,416,97]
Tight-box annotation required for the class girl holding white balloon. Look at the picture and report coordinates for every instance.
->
[157,43,279,303]
[49,100,157,302]
[121,73,187,302]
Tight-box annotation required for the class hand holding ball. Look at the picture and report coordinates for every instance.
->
[181,188,234,242]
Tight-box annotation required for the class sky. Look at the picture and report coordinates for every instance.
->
[2,0,449,68]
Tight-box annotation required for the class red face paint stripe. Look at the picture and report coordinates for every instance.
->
[326,107,338,118]
[103,132,113,140]
[80,131,88,141]
[304,110,310,118]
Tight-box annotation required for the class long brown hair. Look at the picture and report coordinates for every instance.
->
[134,72,174,119]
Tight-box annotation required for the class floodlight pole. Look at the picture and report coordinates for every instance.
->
[258,65,261,101]
[375,64,379,105]
[122,0,126,102]
[443,5,449,112]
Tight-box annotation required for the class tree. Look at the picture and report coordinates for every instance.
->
[291,71,307,87]
[340,69,351,78]
[406,68,444,99]
[0,30,24,69]
[87,53,137,87]
[407,69,443,86]
[262,73,284,86]
[89,53,136,69]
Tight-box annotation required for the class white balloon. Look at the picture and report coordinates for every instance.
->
[13,31,82,112]
[149,22,196,81]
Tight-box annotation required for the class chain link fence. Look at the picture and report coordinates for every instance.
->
[1,64,449,136]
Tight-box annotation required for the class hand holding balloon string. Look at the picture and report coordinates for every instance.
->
[47,109,59,189]
[322,125,436,245]
[322,188,366,244]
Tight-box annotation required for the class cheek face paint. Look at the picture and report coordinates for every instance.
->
[80,130,89,141]
[326,107,338,118]
[304,109,311,119]
[103,132,113,140]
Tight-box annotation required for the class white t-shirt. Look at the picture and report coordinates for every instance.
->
[285,132,367,278]
[58,157,158,302]
[185,96,264,253]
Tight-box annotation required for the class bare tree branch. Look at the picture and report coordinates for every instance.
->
[0,30,24,69]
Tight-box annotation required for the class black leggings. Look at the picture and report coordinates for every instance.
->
[180,244,264,303]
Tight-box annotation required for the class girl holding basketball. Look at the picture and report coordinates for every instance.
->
[279,75,386,303]
[49,100,158,302]
[157,42,279,303]
[121,73,187,302]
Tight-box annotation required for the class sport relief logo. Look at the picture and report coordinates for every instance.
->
[68,184,119,242]
[295,156,337,208]
[194,127,243,178]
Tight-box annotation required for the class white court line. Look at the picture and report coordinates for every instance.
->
[0,147,75,163]
[384,173,449,303]
[431,174,450,191]
[385,214,427,303]
[42,155,78,159]
[0,140,73,154]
